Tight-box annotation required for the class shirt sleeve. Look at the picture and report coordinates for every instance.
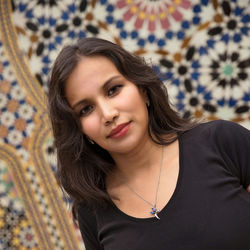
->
[214,120,250,188]
[78,204,103,250]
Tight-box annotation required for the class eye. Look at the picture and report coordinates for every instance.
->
[79,105,94,117]
[107,85,123,97]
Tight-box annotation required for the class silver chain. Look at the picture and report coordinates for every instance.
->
[122,146,164,211]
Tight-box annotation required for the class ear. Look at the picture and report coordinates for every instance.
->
[142,89,150,108]
[140,88,148,101]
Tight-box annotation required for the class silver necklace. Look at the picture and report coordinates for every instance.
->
[122,146,164,220]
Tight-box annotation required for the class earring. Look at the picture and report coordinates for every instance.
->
[89,139,94,144]
[146,99,150,107]
[86,136,94,144]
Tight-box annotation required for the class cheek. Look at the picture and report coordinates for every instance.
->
[123,87,147,110]
[80,116,100,138]
[131,92,148,114]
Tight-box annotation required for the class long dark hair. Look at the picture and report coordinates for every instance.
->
[48,37,196,220]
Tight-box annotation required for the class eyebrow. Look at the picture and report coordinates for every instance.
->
[71,75,122,110]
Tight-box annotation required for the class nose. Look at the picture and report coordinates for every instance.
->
[99,99,118,125]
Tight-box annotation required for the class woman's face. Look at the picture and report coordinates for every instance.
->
[65,56,150,155]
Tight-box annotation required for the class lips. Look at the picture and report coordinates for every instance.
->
[108,122,131,138]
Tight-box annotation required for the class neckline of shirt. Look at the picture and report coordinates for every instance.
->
[109,134,184,223]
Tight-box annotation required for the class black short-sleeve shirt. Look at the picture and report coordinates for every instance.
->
[78,120,250,250]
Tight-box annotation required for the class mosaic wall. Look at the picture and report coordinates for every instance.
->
[0,0,249,249]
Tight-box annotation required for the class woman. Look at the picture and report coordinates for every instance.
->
[48,37,250,250]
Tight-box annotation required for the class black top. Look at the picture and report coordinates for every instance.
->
[78,120,250,250]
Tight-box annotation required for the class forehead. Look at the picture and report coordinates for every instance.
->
[70,56,119,81]
[64,56,121,104]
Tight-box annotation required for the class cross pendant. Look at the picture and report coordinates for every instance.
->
[150,207,160,220]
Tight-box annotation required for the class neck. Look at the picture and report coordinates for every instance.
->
[110,138,163,181]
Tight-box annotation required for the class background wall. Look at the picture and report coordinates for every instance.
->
[0,0,249,249]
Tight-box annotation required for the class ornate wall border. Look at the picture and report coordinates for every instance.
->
[0,1,81,249]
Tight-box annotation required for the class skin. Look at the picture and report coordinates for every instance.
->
[65,56,250,218]
[65,56,153,157]
[65,56,180,218]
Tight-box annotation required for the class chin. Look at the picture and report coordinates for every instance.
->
[111,139,143,155]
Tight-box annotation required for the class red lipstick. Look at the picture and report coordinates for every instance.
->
[108,122,131,138]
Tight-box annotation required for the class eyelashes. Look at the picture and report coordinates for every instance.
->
[107,84,122,96]
[78,84,123,117]
[79,105,94,116]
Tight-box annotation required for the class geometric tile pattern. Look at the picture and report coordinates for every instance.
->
[0,0,249,249]
[0,160,38,250]
[0,0,84,249]
[0,41,36,163]
[12,0,250,125]
[25,165,64,249]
